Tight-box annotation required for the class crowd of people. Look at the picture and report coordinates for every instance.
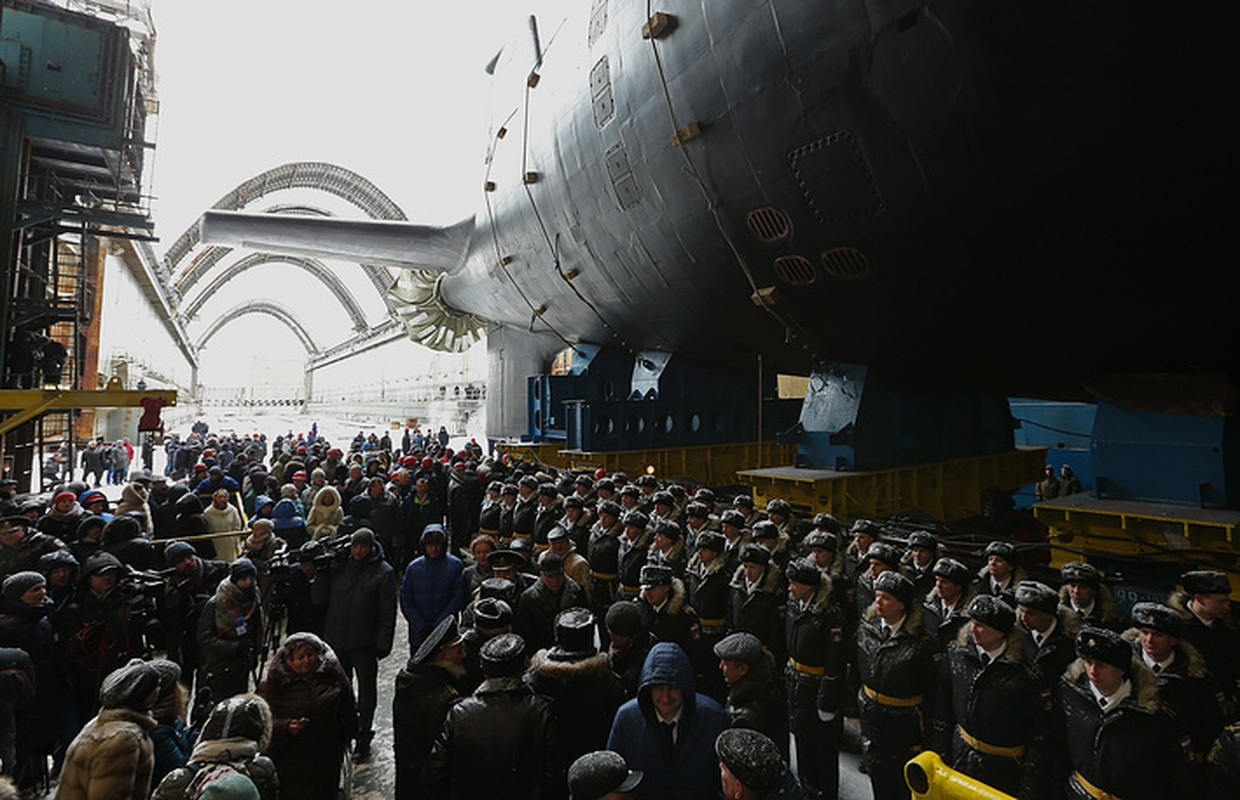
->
[1,423,1239,799]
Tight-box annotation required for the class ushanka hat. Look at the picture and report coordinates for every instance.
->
[715,728,784,795]
[1130,602,1183,637]
[785,558,822,587]
[967,594,1016,635]
[1060,561,1102,588]
[932,557,971,587]
[1182,570,1231,596]
[1014,580,1060,614]
[480,633,527,678]
[873,571,915,606]
[1075,626,1131,672]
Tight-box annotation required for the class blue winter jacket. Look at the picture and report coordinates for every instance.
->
[399,526,464,648]
[606,642,727,800]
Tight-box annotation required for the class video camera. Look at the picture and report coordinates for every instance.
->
[118,566,173,653]
[267,533,353,579]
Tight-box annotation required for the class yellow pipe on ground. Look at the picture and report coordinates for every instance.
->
[905,752,1016,800]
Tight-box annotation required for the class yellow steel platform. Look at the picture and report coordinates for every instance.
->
[1034,494,1240,596]
[494,440,796,486]
[0,387,178,436]
[738,447,1047,520]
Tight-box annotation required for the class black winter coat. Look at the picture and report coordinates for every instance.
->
[586,519,623,608]
[0,598,58,755]
[525,649,626,763]
[922,588,976,653]
[616,530,652,599]
[785,579,846,726]
[685,554,731,637]
[512,496,537,539]
[163,558,230,674]
[426,676,564,799]
[1171,590,1240,705]
[728,564,786,664]
[855,605,937,773]
[319,544,397,655]
[1020,612,1080,696]
[723,653,788,758]
[1122,629,1224,764]
[393,660,464,800]
[636,578,699,651]
[532,497,564,549]
[515,577,587,653]
[478,498,502,535]
[1051,660,1187,800]
[933,628,1045,798]
[446,471,481,544]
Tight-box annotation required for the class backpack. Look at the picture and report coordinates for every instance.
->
[186,763,259,800]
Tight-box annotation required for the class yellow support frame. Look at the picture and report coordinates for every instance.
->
[738,448,1047,520]
[1034,496,1240,596]
[0,388,178,437]
[494,440,796,486]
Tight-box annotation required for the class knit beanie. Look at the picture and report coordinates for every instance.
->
[229,558,257,583]
[164,540,196,566]
[1,571,45,601]
[99,658,160,709]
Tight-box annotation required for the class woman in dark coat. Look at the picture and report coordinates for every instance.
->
[257,631,357,799]
[174,491,216,560]
[0,571,60,789]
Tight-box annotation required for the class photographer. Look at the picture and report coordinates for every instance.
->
[270,541,329,637]
[60,552,148,723]
[241,519,287,614]
[161,541,229,685]
[197,559,264,703]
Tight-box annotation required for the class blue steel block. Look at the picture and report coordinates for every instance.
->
[1091,401,1235,507]
[783,364,1013,470]
[1010,399,1095,449]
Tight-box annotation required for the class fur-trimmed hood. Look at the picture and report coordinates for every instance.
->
[1059,582,1119,620]
[1064,656,1161,714]
[620,527,653,555]
[976,564,1029,587]
[803,579,834,616]
[642,577,689,617]
[1120,627,1211,679]
[730,562,783,595]
[925,584,977,613]
[863,599,925,635]
[648,536,685,565]
[1167,590,1235,630]
[954,623,1029,664]
[687,552,729,579]
[526,649,613,682]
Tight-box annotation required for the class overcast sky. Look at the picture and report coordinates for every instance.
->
[147,1,521,386]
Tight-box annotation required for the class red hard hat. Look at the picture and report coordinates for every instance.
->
[594,468,607,479]
[421,457,433,468]
[293,470,307,480]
